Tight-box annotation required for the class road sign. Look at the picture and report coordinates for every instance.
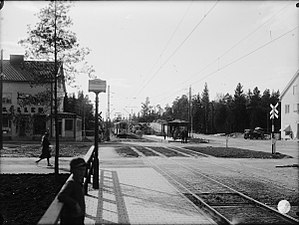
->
[270,103,279,119]
[88,79,106,93]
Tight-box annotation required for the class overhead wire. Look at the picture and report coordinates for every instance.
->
[150,1,294,102]
[134,0,219,99]
[128,0,194,108]
[154,25,298,103]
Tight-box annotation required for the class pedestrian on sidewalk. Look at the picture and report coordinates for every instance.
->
[58,157,87,225]
[35,131,52,166]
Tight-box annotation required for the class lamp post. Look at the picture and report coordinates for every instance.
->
[89,79,106,189]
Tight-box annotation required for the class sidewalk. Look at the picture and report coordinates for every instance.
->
[84,165,216,225]
[82,147,216,225]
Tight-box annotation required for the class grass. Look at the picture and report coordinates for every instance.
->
[1,142,93,157]
[0,173,69,225]
[184,146,292,158]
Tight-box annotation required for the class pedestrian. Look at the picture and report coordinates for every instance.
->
[58,157,87,225]
[35,131,52,166]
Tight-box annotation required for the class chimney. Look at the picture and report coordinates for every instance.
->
[10,55,24,66]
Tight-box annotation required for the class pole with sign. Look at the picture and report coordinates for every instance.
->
[89,79,106,189]
[270,103,279,154]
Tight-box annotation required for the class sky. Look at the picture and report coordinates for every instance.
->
[0,1,298,119]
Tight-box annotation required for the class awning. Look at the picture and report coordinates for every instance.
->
[283,125,291,132]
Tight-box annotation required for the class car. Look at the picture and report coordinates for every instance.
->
[244,127,265,140]
[252,127,265,139]
[244,129,253,139]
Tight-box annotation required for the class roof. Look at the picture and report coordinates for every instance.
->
[168,119,189,124]
[1,57,62,83]
[280,69,299,100]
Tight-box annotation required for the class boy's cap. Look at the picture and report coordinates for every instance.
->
[70,157,87,170]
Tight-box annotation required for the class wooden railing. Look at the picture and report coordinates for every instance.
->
[37,145,97,225]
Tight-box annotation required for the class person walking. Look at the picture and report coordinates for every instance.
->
[35,131,52,166]
[58,157,87,225]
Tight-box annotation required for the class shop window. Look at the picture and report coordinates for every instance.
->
[2,93,12,104]
[33,116,46,135]
[65,119,73,131]
[38,107,44,113]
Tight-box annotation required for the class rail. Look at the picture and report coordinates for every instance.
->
[37,145,97,225]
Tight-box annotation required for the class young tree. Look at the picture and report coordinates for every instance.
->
[18,1,95,85]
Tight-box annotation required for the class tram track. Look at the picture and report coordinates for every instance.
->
[167,145,298,193]
[148,157,298,224]
[129,143,298,225]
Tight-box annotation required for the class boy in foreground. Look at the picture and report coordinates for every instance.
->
[58,157,87,225]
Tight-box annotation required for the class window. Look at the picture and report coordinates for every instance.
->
[38,107,44,113]
[2,93,12,104]
[2,107,7,113]
[24,107,28,113]
[294,103,299,113]
[65,119,73,131]
[285,104,290,114]
[2,118,11,128]
[293,85,297,95]
[31,107,36,113]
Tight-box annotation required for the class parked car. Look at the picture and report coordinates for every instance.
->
[244,129,253,139]
[244,127,265,140]
[252,127,265,139]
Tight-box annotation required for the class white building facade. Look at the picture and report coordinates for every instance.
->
[280,70,299,140]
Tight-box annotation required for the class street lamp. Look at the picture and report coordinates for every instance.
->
[88,78,106,189]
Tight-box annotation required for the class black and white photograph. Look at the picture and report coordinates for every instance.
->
[0,1,298,224]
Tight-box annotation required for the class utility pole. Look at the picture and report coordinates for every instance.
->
[189,86,193,137]
[107,85,110,121]
[0,49,3,150]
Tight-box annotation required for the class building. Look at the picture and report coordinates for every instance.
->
[2,54,82,141]
[280,69,299,140]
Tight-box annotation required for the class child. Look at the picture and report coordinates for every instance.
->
[58,157,87,225]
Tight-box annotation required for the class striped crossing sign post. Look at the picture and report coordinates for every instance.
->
[270,103,279,154]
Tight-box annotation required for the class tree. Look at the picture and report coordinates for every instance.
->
[247,87,263,129]
[201,83,210,133]
[172,95,188,121]
[18,1,95,85]
[64,91,94,131]
[232,83,247,132]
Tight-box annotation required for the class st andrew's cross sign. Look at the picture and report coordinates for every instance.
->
[270,103,279,119]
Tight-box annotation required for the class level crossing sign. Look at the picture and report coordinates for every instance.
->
[270,103,279,119]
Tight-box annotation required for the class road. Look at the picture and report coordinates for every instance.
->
[191,133,298,159]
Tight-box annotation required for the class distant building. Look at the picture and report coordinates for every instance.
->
[2,54,82,141]
[279,69,299,140]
